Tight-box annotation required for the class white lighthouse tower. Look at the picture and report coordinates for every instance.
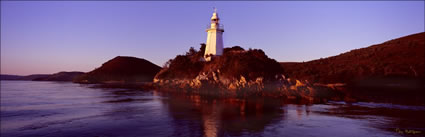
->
[204,8,224,61]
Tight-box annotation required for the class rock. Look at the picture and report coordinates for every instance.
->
[295,80,305,87]
[153,46,345,102]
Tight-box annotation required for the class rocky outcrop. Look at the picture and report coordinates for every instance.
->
[155,70,344,103]
[154,46,344,103]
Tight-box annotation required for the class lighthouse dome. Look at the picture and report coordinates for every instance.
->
[211,12,219,19]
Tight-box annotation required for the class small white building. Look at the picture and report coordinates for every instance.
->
[204,8,224,61]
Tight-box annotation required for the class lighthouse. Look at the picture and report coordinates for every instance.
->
[204,8,224,61]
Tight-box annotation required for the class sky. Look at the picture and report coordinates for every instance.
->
[1,1,424,75]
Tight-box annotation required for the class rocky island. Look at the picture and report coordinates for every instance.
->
[154,45,343,103]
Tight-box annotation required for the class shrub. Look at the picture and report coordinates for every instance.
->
[155,45,284,81]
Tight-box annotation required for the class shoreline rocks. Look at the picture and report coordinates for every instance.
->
[154,71,346,103]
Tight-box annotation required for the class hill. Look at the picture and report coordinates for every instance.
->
[0,74,23,80]
[0,74,50,81]
[33,71,84,81]
[74,56,161,83]
[280,32,425,84]
[280,32,425,104]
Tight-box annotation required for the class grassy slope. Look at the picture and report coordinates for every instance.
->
[280,32,424,84]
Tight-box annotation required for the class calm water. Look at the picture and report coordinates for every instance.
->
[1,81,424,137]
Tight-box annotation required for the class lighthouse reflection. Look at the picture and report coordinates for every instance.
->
[158,92,285,137]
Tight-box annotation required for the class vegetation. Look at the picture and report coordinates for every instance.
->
[281,32,425,84]
[155,44,284,81]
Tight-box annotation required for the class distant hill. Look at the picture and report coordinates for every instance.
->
[1,74,50,81]
[0,74,23,80]
[1,72,84,81]
[280,32,425,84]
[33,71,84,81]
[74,56,161,83]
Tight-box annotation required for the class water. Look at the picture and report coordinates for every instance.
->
[1,81,424,137]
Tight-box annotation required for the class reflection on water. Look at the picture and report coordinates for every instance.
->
[159,93,284,137]
[160,94,284,137]
[1,81,424,137]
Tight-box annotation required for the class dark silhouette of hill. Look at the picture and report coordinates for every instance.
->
[1,72,83,81]
[20,74,51,80]
[0,74,50,81]
[1,74,23,80]
[74,56,161,83]
[33,71,84,81]
[280,32,425,84]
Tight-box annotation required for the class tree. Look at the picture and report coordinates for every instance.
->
[186,47,197,56]
[199,43,206,56]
